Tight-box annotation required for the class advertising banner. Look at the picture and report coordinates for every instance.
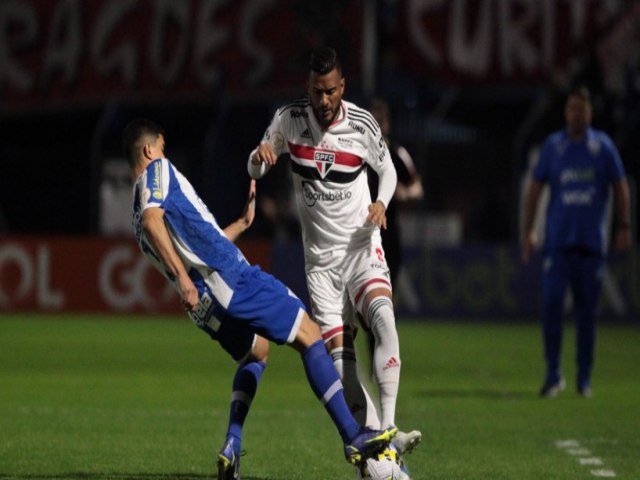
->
[270,241,640,320]
[2,236,637,319]
[0,236,270,314]
[399,245,640,320]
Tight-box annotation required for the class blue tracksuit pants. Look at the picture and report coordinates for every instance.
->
[541,248,605,388]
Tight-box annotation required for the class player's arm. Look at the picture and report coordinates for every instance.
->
[367,132,398,229]
[248,111,286,179]
[248,143,276,178]
[612,178,632,252]
[224,180,256,242]
[521,179,543,264]
[142,207,199,311]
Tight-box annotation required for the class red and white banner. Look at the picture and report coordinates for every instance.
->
[395,0,623,84]
[1,0,363,112]
[0,236,271,314]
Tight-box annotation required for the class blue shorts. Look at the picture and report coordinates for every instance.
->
[191,266,306,362]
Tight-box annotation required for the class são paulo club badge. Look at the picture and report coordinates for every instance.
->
[314,150,335,178]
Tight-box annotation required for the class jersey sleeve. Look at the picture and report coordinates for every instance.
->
[366,125,397,208]
[247,109,289,179]
[262,108,289,156]
[138,159,170,211]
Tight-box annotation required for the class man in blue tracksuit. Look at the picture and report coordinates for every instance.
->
[522,87,632,398]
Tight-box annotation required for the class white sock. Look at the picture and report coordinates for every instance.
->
[367,296,400,428]
[330,346,380,428]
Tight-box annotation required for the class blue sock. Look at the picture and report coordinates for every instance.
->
[227,360,266,449]
[302,340,360,443]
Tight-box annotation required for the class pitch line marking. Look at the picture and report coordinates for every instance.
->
[567,447,591,456]
[590,470,616,478]
[555,439,617,478]
[555,439,580,448]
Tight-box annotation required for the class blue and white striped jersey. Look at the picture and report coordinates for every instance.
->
[132,158,252,327]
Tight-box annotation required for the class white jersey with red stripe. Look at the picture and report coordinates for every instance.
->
[251,98,397,271]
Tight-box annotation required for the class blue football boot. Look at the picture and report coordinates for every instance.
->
[217,437,241,480]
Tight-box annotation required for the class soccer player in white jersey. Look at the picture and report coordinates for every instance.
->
[123,119,396,479]
[247,47,421,469]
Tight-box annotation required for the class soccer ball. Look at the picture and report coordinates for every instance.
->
[355,447,408,480]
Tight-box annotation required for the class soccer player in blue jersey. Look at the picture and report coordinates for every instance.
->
[522,87,632,398]
[123,119,396,479]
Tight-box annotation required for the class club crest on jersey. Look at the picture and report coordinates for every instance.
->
[314,151,335,178]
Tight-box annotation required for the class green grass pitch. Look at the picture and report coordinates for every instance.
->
[1,315,639,479]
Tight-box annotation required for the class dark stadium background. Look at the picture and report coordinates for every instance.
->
[1,0,639,319]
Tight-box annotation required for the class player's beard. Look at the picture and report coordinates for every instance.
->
[314,104,339,129]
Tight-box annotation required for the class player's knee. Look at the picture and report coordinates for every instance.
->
[292,312,322,351]
[250,335,270,363]
[362,288,393,325]
[302,312,322,337]
[325,333,344,353]
[367,296,396,335]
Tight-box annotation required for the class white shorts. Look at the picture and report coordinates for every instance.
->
[306,242,392,342]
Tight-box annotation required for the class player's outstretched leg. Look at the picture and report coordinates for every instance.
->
[293,314,395,464]
[331,328,381,428]
[367,295,401,428]
[217,353,266,479]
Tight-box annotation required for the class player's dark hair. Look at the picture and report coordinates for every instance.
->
[122,118,165,168]
[309,47,342,76]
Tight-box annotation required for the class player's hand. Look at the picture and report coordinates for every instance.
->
[521,231,537,264]
[251,143,278,166]
[178,275,199,312]
[241,179,257,228]
[367,201,387,230]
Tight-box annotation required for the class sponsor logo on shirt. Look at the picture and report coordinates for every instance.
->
[337,137,353,148]
[301,180,352,207]
[151,162,163,200]
[562,187,595,206]
[290,110,308,118]
[300,128,312,139]
[560,168,595,184]
[348,120,364,135]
